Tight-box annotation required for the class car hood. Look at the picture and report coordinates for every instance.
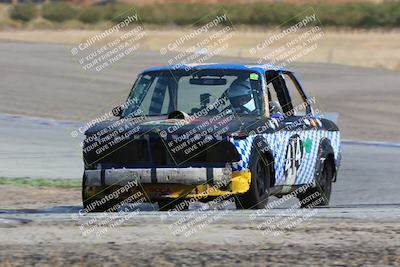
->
[84,115,265,138]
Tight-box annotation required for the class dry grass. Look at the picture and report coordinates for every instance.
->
[0,29,399,70]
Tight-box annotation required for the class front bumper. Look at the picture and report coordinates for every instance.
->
[85,166,232,186]
[83,167,251,200]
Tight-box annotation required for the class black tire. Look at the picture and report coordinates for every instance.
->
[235,151,270,209]
[298,159,333,208]
[82,174,119,212]
[158,198,189,212]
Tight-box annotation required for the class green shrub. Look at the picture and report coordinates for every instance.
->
[81,1,400,28]
[9,2,38,22]
[9,1,400,28]
[42,2,77,22]
[78,6,104,23]
[100,4,139,24]
[301,2,398,28]
[374,3,396,27]
[136,4,170,24]
[26,17,54,30]
[101,4,122,21]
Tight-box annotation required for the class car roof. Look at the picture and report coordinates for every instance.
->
[142,63,287,74]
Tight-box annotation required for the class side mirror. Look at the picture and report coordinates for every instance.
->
[112,106,123,117]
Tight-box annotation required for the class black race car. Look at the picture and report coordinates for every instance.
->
[82,63,341,211]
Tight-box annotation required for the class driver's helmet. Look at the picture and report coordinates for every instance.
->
[227,80,256,113]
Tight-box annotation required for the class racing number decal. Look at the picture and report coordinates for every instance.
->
[284,135,303,184]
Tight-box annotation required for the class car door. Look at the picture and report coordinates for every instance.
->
[265,70,318,186]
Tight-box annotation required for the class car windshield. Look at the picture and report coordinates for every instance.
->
[122,69,263,117]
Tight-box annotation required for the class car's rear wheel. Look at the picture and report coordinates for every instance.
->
[235,151,270,209]
[298,159,333,208]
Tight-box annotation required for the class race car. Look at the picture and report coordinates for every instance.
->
[82,63,341,211]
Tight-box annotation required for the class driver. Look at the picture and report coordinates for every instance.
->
[227,79,256,114]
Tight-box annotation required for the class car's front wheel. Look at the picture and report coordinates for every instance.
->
[82,174,119,212]
[235,151,270,209]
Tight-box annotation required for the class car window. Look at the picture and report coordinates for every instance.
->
[176,75,234,113]
[139,75,159,114]
[282,74,307,116]
[138,74,171,115]
[266,71,308,116]
[123,70,264,116]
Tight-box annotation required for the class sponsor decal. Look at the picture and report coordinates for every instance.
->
[284,135,304,184]
[304,138,313,154]
[250,73,259,80]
